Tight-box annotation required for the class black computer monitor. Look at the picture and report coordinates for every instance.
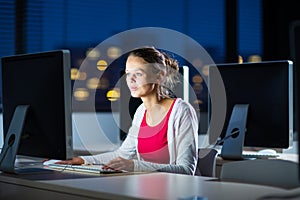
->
[290,20,300,180]
[208,60,293,154]
[0,50,73,174]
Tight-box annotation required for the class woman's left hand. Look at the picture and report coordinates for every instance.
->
[103,157,134,172]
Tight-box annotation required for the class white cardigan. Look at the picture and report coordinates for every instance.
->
[81,98,199,175]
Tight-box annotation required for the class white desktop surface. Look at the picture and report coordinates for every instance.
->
[1,170,300,200]
[37,173,296,200]
[39,173,212,199]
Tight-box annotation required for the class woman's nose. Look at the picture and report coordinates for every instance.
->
[127,74,136,82]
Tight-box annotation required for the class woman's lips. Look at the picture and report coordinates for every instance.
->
[130,86,138,91]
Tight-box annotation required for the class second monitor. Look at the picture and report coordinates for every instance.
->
[208,60,293,157]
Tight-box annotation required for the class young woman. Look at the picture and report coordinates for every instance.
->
[58,46,199,175]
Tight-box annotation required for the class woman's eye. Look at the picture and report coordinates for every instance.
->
[136,72,143,77]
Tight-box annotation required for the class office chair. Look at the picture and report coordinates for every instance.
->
[195,148,218,177]
[220,159,300,189]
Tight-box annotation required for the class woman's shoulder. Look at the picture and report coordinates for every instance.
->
[172,98,199,122]
[135,102,145,112]
[133,103,146,118]
[171,98,196,115]
[174,98,193,110]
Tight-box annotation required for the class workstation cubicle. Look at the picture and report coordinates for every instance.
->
[1,1,300,199]
[0,49,300,200]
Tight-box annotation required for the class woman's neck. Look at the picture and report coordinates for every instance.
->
[141,96,160,111]
[142,97,174,126]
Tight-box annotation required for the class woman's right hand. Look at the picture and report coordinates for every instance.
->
[55,157,84,165]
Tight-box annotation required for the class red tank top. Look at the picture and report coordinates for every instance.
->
[137,99,176,164]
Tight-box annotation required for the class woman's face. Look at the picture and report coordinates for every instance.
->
[125,55,157,98]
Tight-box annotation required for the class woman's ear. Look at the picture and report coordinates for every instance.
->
[156,71,165,83]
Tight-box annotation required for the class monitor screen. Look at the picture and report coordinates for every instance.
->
[0,50,73,167]
[208,60,293,149]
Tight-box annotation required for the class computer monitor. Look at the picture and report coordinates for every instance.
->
[290,20,300,180]
[0,50,73,174]
[208,60,293,157]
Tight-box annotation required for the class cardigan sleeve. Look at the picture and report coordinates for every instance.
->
[80,130,138,165]
[80,104,145,165]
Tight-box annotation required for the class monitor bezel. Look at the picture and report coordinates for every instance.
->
[0,50,73,163]
[208,60,293,149]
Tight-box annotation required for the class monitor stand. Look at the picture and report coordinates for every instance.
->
[0,105,53,174]
[220,104,249,160]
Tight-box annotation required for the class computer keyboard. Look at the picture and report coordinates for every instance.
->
[242,152,279,159]
[47,163,123,174]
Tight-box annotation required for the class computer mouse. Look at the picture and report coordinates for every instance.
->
[257,149,277,154]
[43,159,62,166]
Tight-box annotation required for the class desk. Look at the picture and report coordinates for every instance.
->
[0,171,299,200]
[216,152,298,177]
